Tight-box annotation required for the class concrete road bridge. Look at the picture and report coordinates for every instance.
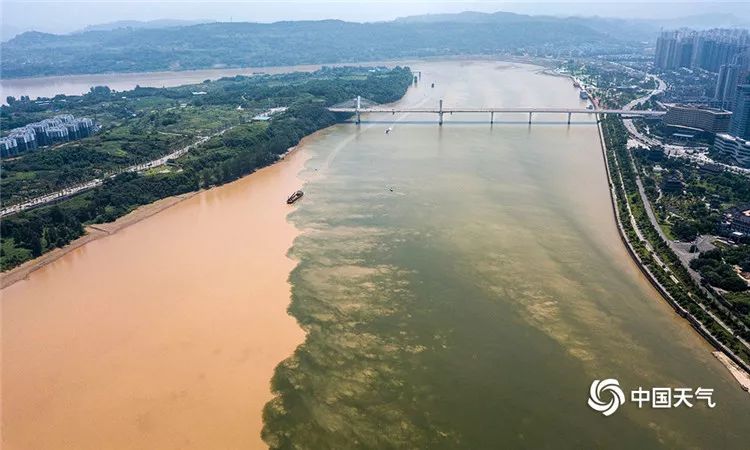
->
[329,96,666,125]
[2,97,665,218]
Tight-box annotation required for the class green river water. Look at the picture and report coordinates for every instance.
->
[262,61,750,449]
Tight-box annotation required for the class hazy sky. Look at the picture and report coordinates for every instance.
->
[3,1,750,36]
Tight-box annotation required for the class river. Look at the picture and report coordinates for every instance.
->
[0,65,320,103]
[1,149,309,449]
[2,60,749,449]
[0,60,419,103]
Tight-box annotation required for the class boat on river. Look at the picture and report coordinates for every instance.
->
[286,190,303,204]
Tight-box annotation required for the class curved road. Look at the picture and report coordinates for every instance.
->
[622,75,749,176]
[619,74,750,347]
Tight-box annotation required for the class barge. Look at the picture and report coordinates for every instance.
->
[286,190,304,204]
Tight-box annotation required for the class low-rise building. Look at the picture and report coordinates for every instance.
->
[662,104,732,133]
[725,205,750,236]
[662,175,685,194]
[698,162,725,176]
[714,133,750,168]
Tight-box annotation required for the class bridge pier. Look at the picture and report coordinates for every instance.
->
[355,95,361,124]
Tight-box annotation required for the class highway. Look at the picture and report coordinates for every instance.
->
[621,75,750,176]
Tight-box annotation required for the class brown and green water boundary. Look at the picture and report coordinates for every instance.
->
[261,61,750,449]
[4,61,749,450]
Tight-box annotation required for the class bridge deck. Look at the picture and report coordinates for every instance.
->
[328,108,664,115]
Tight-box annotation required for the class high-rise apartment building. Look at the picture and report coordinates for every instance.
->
[655,29,748,74]
[729,84,750,140]
[714,50,750,110]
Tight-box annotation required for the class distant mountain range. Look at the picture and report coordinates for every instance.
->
[0,16,631,78]
[1,24,25,43]
[2,10,747,79]
[394,11,656,41]
[79,19,213,33]
[395,11,750,40]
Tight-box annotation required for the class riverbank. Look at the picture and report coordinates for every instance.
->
[1,120,335,289]
[1,66,414,272]
[596,115,750,390]
[1,143,312,449]
[1,192,200,289]
[714,352,750,393]
[0,139,318,290]
[2,59,413,102]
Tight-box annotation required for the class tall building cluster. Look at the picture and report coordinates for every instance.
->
[654,30,697,70]
[0,115,96,158]
[656,29,750,168]
[656,29,750,109]
[655,30,748,72]
[655,29,749,72]
[714,51,750,110]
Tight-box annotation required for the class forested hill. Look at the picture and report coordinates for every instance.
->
[2,18,631,78]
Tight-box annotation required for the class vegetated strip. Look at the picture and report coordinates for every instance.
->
[597,113,750,373]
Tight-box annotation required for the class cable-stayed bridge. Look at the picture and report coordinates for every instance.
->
[329,96,666,125]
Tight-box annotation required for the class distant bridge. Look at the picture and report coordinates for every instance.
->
[329,97,666,125]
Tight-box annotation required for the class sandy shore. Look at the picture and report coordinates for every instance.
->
[713,351,750,393]
[1,192,200,289]
[1,144,313,449]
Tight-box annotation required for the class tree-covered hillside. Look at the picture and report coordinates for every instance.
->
[1,19,631,78]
